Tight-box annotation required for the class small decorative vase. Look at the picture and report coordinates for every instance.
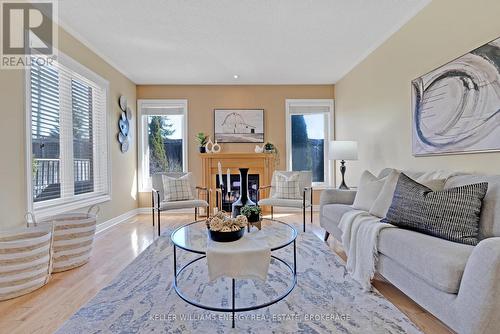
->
[212,140,221,153]
[254,145,263,153]
[205,137,213,153]
[231,168,256,218]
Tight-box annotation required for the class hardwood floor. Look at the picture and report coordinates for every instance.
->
[0,212,454,334]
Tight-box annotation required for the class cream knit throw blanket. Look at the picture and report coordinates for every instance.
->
[339,210,394,291]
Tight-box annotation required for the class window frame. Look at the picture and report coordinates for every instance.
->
[25,51,111,219]
[137,99,189,192]
[285,99,335,187]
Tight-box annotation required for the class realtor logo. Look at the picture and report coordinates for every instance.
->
[1,0,57,69]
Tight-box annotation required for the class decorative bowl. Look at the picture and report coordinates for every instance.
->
[208,227,245,242]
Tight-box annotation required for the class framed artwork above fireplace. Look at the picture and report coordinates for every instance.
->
[214,109,264,143]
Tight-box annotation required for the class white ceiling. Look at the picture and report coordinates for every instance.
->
[58,0,430,84]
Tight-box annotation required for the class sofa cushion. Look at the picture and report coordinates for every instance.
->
[446,175,500,239]
[378,228,474,293]
[382,173,488,245]
[352,171,387,211]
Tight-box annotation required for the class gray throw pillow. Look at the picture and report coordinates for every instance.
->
[381,173,488,245]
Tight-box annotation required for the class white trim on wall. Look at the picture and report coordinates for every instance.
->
[137,99,189,192]
[285,99,335,187]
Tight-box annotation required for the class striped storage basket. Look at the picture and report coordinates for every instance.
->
[0,224,54,301]
[35,206,99,273]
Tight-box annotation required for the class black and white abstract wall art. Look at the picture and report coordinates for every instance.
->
[412,37,500,156]
[214,109,264,143]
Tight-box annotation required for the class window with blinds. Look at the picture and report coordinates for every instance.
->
[285,100,334,186]
[28,54,109,214]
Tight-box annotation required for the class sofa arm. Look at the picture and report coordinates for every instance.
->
[455,237,500,334]
[319,189,356,222]
[320,189,357,207]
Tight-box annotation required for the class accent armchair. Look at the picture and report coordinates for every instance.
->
[257,170,313,232]
[151,172,210,236]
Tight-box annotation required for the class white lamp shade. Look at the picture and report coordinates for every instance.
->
[329,141,358,160]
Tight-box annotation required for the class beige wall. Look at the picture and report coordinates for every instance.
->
[335,0,500,186]
[0,26,137,229]
[136,85,334,206]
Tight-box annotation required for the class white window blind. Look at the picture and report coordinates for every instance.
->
[28,54,109,216]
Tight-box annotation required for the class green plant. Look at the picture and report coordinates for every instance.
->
[240,205,261,217]
[264,142,275,151]
[196,132,208,146]
[263,142,280,167]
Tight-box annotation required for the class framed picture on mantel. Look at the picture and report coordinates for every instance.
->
[214,109,264,143]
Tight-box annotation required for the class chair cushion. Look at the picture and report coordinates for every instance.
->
[162,173,194,201]
[272,172,301,199]
[378,228,474,293]
[258,198,310,208]
[270,170,312,198]
[159,199,208,211]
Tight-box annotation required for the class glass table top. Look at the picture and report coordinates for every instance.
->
[171,219,297,254]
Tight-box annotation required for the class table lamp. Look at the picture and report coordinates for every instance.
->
[329,141,358,190]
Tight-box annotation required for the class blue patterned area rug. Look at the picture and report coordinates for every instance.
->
[56,225,422,334]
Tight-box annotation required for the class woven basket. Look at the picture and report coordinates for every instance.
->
[33,206,99,273]
[0,224,54,301]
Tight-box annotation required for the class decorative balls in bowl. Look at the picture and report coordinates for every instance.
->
[206,212,247,242]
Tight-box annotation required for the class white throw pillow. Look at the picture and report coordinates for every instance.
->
[369,170,447,218]
[162,173,194,202]
[273,173,301,199]
[352,170,387,211]
[369,169,400,218]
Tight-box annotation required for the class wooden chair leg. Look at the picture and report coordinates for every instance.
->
[324,231,330,242]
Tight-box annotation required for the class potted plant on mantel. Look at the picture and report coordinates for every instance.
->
[263,142,279,167]
[196,132,208,153]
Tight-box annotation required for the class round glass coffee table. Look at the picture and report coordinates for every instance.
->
[170,218,297,328]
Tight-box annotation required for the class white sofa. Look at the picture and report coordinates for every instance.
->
[319,169,500,334]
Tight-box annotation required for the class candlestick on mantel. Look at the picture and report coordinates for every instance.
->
[226,169,231,194]
[218,161,223,187]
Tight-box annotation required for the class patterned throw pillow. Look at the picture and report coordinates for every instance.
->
[162,174,194,202]
[273,173,301,199]
[381,173,488,245]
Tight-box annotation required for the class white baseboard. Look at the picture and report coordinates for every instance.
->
[96,208,140,234]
